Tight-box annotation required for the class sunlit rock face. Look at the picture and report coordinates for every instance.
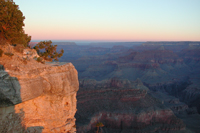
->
[0,46,79,133]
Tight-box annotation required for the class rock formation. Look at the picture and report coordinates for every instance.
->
[57,41,200,132]
[76,78,187,133]
[0,45,79,133]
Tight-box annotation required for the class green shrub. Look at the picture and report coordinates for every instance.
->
[0,0,31,47]
[36,57,42,62]
[36,57,44,63]
[34,40,64,61]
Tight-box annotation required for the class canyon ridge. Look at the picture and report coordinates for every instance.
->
[56,41,200,133]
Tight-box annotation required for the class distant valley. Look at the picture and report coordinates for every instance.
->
[56,41,200,133]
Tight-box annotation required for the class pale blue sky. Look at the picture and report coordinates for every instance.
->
[14,0,200,41]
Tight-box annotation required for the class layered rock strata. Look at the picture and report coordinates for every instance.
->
[0,46,79,133]
[76,79,186,133]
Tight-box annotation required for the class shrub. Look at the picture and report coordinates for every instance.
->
[96,122,104,133]
[34,40,64,61]
[36,57,44,63]
[0,0,31,47]
[36,57,42,62]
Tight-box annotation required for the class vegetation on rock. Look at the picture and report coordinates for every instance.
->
[0,1,64,62]
[0,0,31,47]
[34,40,64,61]
[96,122,104,133]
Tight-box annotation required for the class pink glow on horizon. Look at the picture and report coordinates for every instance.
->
[28,30,200,42]
[15,0,200,42]
[25,22,200,42]
[24,17,200,42]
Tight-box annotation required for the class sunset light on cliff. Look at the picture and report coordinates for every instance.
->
[1,1,200,132]
[14,0,200,41]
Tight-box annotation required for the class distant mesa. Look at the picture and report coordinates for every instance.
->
[142,41,200,46]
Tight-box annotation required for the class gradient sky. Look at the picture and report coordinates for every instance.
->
[14,0,200,41]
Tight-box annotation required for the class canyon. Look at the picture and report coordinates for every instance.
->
[1,41,200,133]
[57,41,200,132]
[76,78,187,132]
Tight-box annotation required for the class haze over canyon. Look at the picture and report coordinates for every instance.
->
[1,40,200,133]
[55,41,200,133]
[1,0,200,133]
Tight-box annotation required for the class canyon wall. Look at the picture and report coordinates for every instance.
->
[0,46,79,133]
[76,78,187,133]
[57,42,200,132]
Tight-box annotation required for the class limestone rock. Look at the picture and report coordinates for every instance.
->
[0,46,79,133]
[23,48,39,59]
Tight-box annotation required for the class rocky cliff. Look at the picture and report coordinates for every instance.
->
[0,45,79,133]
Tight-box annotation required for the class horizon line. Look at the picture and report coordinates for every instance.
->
[30,40,200,43]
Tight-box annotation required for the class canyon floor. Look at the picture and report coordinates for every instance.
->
[57,41,200,133]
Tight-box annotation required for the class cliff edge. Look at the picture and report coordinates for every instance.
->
[0,45,79,133]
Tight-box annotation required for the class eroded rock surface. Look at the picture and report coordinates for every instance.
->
[0,46,79,133]
[55,41,200,132]
[76,78,187,133]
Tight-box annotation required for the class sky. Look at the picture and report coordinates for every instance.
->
[14,0,200,42]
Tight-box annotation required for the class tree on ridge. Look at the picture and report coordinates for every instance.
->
[96,122,104,133]
[0,0,31,47]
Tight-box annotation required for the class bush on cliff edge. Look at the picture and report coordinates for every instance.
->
[34,40,64,61]
[0,0,63,62]
[0,0,31,47]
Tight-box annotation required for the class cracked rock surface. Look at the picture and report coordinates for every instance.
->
[0,45,79,133]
